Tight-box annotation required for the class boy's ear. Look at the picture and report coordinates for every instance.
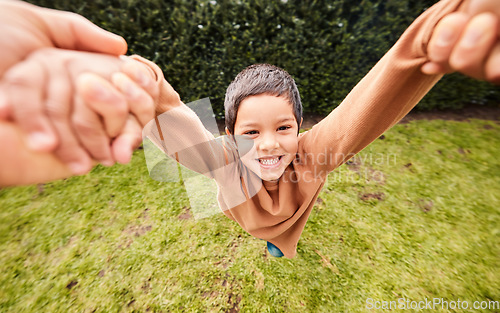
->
[299,117,303,129]
[225,127,231,137]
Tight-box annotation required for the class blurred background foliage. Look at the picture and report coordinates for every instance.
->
[27,0,500,118]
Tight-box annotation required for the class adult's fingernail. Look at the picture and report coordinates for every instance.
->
[461,29,481,48]
[27,132,55,151]
[92,82,111,100]
[101,159,115,167]
[436,28,454,46]
[125,81,140,99]
[119,144,133,164]
[122,148,133,164]
[68,162,89,175]
[136,69,150,87]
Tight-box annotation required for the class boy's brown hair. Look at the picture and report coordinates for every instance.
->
[224,64,302,134]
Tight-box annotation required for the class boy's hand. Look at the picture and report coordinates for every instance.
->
[0,0,126,78]
[422,0,500,84]
[0,48,155,174]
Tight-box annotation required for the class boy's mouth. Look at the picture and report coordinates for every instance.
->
[257,156,283,168]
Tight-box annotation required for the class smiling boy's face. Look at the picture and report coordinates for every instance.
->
[228,94,301,181]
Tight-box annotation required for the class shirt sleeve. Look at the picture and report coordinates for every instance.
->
[298,0,465,174]
[129,55,232,178]
[142,103,239,179]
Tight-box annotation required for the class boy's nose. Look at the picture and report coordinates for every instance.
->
[258,133,279,151]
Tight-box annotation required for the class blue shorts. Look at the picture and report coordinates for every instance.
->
[267,241,284,257]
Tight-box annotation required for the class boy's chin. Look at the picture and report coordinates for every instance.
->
[259,174,281,182]
[255,168,285,182]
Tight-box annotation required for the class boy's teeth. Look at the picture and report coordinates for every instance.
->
[260,157,279,165]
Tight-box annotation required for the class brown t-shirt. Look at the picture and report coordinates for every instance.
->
[138,0,465,258]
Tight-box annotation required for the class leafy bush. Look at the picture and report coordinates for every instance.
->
[27,0,499,117]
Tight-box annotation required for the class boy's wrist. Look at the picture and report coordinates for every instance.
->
[154,82,183,115]
[125,55,182,114]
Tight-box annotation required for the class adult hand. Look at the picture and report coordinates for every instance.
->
[422,0,500,84]
[0,0,135,171]
[0,0,127,77]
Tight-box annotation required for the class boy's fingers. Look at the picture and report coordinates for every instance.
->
[49,133,94,176]
[42,60,96,175]
[54,138,94,176]
[3,59,58,152]
[427,13,469,66]
[38,76,93,175]
[449,12,499,80]
[76,73,129,138]
[485,42,500,84]
[71,96,115,166]
[120,59,159,100]
[111,72,155,127]
[120,57,179,115]
[111,115,142,164]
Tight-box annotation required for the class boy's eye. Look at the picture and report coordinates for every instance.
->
[277,126,291,131]
[244,130,258,135]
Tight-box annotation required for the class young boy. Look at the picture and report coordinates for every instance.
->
[2,0,498,256]
[139,0,498,258]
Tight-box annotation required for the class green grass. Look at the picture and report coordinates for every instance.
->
[0,119,499,313]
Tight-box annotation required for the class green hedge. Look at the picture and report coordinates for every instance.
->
[27,0,500,117]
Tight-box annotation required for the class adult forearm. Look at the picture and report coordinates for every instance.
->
[0,121,73,187]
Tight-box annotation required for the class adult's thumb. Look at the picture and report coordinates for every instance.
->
[41,6,128,55]
[466,0,500,33]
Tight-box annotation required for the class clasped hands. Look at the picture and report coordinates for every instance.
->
[0,1,167,185]
[0,49,159,174]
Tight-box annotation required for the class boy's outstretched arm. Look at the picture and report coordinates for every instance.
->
[301,0,498,173]
[422,0,500,82]
[116,57,245,184]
